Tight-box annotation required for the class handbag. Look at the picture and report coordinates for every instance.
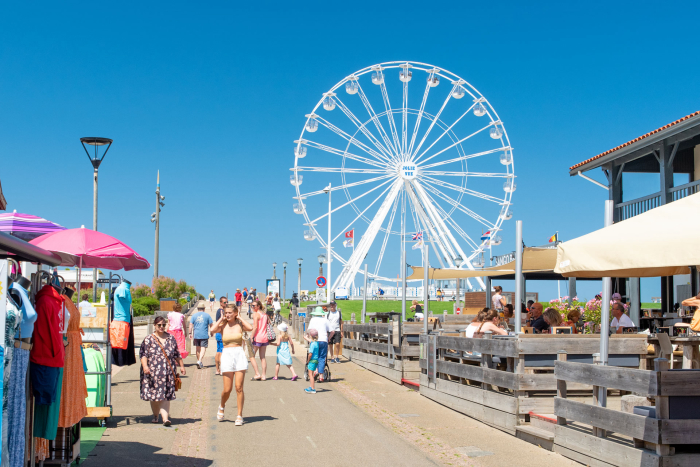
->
[266,320,277,342]
[691,309,700,332]
[243,332,254,359]
[154,334,182,391]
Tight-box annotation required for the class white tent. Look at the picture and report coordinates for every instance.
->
[555,192,700,278]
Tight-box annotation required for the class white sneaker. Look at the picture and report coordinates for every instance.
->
[197,361,203,369]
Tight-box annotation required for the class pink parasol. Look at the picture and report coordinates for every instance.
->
[30,226,150,271]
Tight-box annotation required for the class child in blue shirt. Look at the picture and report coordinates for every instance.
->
[303,328,319,394]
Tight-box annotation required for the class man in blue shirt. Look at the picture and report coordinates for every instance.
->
[188,303,214,369]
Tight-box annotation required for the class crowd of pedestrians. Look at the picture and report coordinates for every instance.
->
[139,289,344,425]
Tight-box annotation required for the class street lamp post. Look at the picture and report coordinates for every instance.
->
[282,262,288,303]
[323,184,332,301]
[81,137,113,301]
[297,258,303,301]
[150,171,165,277]
[273,262,277,279]
[317,254,326,304]
[454,255,464,313]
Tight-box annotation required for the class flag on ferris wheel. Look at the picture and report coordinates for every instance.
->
[412,231,423,241]
[343,238,354,248]
[412,238,423,250]
[480,231,492,241]
[344,230,354,238]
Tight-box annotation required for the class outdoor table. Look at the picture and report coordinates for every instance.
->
[647,335,700,369]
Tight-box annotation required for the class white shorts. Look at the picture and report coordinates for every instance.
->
[221,346,248,373]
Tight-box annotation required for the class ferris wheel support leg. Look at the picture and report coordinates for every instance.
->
[332,181,403,291]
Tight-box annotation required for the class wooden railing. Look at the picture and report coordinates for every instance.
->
[418,334,649,434]
[342,318,422,384]
[553,358,700,466]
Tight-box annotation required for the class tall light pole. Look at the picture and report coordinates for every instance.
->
[272,262,277,279]
[454,255,463,313]
[323,184,332,301]
[297,258,303,301]
[317,254,326,304]
[282,262,288,302]
[81,137,113,301]
[150,171,165,277]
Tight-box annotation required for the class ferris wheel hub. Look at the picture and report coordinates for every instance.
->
[398,162,418,181]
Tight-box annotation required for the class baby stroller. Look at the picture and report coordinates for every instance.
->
[304,352,331,382]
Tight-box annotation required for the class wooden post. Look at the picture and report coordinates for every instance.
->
[481,331,493,389]
[515,349,527,423]
[556,351,567,426]
[592,353,606,438]
[654,358,671,456]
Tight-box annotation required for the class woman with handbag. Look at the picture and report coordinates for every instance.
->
[139,316,186,426]
[249,300,272,380]
[210,304,253,424]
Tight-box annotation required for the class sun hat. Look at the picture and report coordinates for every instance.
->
[307,328,318,338]
[311,306,325,316]
[277,323,288,332]
[197,303,205,309]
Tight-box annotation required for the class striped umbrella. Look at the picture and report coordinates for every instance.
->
[0,210,67,241]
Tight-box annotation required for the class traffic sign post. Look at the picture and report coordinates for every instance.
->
[316,276,326,288]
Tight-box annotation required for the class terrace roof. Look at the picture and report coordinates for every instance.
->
[569,110,700,175]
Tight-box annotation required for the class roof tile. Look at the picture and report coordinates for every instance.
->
[570,110,700,171]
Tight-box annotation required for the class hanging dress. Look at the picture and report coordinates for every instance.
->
[167,312,189,360]
[2,295,22,467]
[6,281,36,467]
[58,297,87,428]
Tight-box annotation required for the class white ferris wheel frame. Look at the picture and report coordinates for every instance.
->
[291,61,515,293]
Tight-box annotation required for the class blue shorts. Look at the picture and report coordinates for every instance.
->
[215,334,223,353]
[307,360,318,372]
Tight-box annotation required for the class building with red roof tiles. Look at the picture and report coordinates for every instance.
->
[569,110,700,322]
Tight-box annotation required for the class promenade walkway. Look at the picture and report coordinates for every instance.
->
[85,301,576,466]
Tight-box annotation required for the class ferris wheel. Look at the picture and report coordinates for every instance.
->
[291,61,515,292]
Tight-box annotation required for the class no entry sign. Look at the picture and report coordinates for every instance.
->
[316,276,327,288]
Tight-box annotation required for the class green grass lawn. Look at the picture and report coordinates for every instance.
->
[292,300,459,321]
[641,302,661,309]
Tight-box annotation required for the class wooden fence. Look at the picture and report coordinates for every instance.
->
[419,333,649,435]
[553,358,700,467]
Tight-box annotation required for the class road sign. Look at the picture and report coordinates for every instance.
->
[316,276,326,288]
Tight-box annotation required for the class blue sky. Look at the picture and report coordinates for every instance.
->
[2,1,698,301]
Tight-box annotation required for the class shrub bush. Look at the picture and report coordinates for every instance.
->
[132,296,160,316]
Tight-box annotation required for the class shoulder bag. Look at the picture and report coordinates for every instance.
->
[154,334,182,391]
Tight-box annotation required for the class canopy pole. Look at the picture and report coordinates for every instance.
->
[362,263,367,324]
[423,240,429,335]
[598,200,614,408]
[514,220,523,334]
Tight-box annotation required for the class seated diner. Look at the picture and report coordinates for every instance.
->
[526,303,549,333]
[542,308,563,333]
[611,302,634,333]
[473,309,508,337]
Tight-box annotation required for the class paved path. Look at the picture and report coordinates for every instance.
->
[87,301,575,467]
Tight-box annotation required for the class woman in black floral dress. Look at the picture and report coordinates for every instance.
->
[140,316,186,426]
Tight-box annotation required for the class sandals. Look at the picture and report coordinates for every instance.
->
[272,377,278,380]
[217,407,225,421]
[151,416,159,424]
[163,420,172,427]
[235,416,244,426]
[251,375,261,381]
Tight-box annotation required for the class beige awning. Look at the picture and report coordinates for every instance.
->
[406,247,558,280]
[554,192,700,278]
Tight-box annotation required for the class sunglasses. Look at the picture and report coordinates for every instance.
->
[155,323,166,328]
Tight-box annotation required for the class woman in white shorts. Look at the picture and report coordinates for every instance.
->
[210,304,252,425]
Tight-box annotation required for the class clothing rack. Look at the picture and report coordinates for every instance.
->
[81,271,119,416]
